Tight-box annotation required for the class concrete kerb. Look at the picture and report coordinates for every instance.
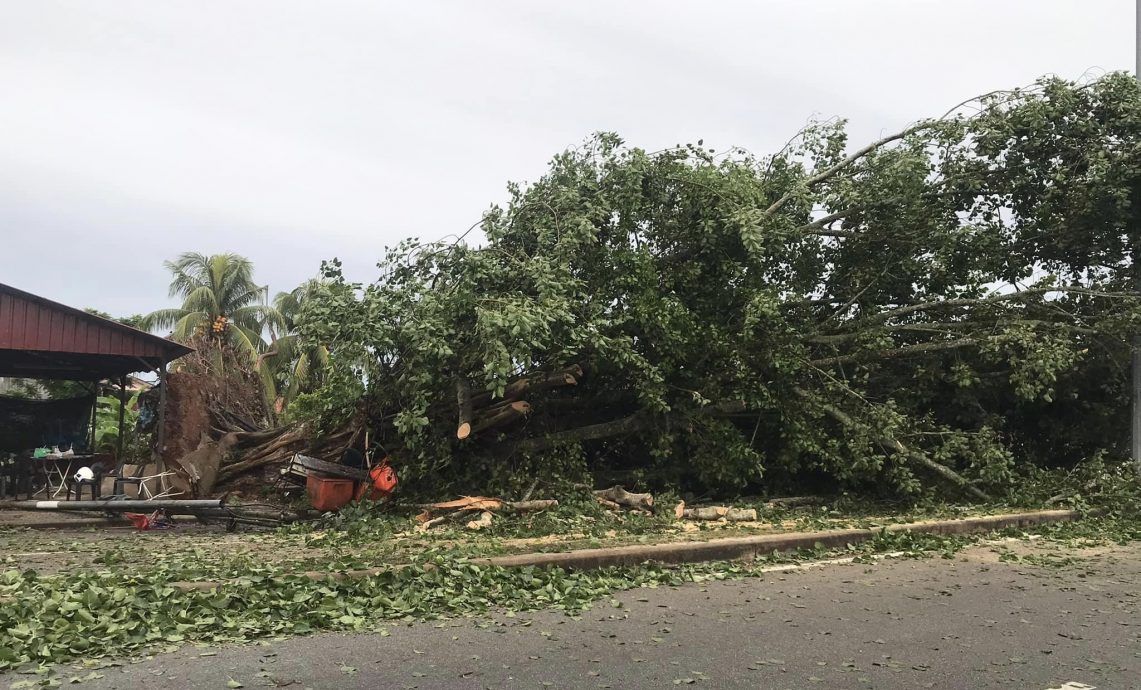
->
[169,508,1083,591]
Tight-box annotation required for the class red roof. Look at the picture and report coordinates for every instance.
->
[0,283,192,379]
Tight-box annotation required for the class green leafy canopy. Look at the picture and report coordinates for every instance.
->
[298,73,1141,499]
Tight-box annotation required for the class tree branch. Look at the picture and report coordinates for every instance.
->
[759,122,934,223]
[810,337,979,368]
[513,412,651,455]
[791,388,991,501]
[807,318,1104,346]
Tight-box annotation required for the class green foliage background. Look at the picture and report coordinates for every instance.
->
[294,74,1141,500]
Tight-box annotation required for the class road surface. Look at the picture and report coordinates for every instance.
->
[23,540,1141,689]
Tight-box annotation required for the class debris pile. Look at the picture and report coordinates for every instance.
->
[414,495,560,531]
[165,363,585,497]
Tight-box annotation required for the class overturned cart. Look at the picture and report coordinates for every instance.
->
[0,497,304,529]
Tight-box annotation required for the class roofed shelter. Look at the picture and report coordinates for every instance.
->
[0,283,192,475]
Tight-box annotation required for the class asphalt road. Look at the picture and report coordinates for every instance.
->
[34,541,1141,689]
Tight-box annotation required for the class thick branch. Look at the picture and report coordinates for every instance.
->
[810,337,978,368]
[471,364,582,407]
[843,288,1054,330]
[806,318,1104,346]
[797,206,861,237]
[514,412,651,455]
[469,401,531,436]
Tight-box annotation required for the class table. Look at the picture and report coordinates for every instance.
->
[41,454,98,498]
[6,454,100,499]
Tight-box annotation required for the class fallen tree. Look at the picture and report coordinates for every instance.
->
[207,73,1141,501]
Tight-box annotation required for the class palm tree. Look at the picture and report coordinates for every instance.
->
[141,252,279,360]
[261,280,329,411]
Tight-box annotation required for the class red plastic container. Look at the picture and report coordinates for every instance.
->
[306,475,355,512]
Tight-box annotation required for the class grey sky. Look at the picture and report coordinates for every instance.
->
[0,0,1133,319]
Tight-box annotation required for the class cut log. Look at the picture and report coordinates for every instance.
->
[418,507,484,530]
[465,511,494,530]
[470,401,531,436]
[674,500,686,519]
[417,497,556,515]
[416,516,447,532]
[456,377,474,440]
[726,508,758,521]
[681,506,758,521]
[596,497,621,511]
[423,496,504,511]
[593,485,654,509]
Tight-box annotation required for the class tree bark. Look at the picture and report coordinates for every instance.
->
[456,377,474,440]
[225,426,291,448]
[470,401,531,436]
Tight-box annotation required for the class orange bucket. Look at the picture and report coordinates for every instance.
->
[306,475,355,512]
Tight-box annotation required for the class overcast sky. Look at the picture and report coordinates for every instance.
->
[0,0,1134,319]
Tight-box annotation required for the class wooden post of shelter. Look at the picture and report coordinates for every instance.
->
[88,380,98,454]
[151,359,168,488]
[116,375,126,466]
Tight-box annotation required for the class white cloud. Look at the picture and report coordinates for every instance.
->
[0,0,1132,313]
